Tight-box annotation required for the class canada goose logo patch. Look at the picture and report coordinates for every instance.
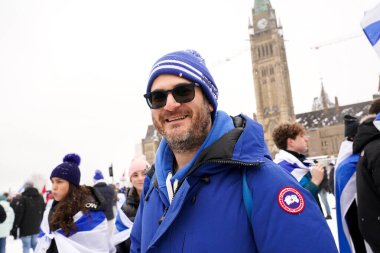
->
[278,187,305,214]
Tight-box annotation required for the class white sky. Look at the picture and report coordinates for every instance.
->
[1,0,379,193]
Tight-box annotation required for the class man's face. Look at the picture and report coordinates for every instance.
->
[288,134,309,154]
[150,74,213,153]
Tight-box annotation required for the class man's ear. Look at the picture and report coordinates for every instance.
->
[286,138,293,149]
[208,103,214,113]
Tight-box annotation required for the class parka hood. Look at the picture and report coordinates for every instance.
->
[154,110,271,202]
[353,116,380,154]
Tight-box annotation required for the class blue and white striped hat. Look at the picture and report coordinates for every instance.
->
[146,50,218,119]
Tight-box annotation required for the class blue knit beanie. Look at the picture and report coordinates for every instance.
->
[93,169,104,181]
[146,50,218,119]
[50,153,81,187]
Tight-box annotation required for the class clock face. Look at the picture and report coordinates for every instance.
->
[257,18,268,30]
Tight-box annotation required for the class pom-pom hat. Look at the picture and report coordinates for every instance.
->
[146,50,218,119]
[93,169,104,181]
[50,153,81,187]
[128,155,150,182]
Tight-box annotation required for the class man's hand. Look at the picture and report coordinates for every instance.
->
[311,164,325,186]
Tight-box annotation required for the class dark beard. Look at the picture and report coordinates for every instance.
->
[154,100,212,154]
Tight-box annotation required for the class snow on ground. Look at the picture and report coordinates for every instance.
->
[5,193,339,252]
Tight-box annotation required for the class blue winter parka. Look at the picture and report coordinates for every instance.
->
[130,111,338,253]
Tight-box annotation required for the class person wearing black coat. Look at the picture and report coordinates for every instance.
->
[115,155,149,253]
[93,170,116,234]
[11,182,45,253]
[353,111,380,253]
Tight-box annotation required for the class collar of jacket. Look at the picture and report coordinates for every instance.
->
[153,110,270,204]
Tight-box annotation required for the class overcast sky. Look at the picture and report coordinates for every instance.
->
[1,0,379,193]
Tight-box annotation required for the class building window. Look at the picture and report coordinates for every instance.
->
[269,66,274,75]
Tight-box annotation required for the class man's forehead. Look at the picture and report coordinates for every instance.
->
[150,74,190,91]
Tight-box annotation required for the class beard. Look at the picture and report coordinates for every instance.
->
[153,100,212,153]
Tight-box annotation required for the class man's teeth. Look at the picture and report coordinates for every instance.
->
[167,116,186,122]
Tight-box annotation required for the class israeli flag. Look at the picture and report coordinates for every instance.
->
[35,200,115,253]
[111,193,133,246]
[273,150,311,182]
[361,3,380,58]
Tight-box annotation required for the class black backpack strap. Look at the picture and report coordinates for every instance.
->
[144,164,157,201]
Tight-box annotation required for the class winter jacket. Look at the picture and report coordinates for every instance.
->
[11,187,45,238]
[353,116,380,252]
[94,181,116,220]
[121,187,140,222]
[0,200,15,238]
[115,187,140,253]
[130,111,338,253]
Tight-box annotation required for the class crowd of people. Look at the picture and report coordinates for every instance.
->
[0,49,379,252]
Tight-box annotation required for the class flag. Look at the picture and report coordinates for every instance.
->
[361,3,380,58]
[109,163,114,177]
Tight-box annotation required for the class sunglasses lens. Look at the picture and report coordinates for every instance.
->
[149,91,168,109]
[145,83,197,109]
[172,84,196,103]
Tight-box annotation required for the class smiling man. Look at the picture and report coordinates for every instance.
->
[130,50,337,253]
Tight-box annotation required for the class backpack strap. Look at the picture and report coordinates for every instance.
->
[242,167,253,224]
[144,165,157,201]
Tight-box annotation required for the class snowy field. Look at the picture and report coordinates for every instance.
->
[4,194,339,252]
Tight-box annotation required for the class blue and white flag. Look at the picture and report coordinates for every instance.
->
[334,141,373,253]
[335,150,358,253]
[111,193,133,246]
[35,200,115,253]
[274,150,312,182]
[361,3,380,58]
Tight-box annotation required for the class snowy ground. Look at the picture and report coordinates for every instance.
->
[5,193,339,252]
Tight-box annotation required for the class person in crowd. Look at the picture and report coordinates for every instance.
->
[130,49,337,252]
[335,115,370,252]
[319,167,332,219]
[0,194,14,253]
[93,169,116,234]
[114,155,149,253]
[328,163,335,196]
[272,122,325,212]
[35,153,115,253]
[11,181,45,253]
[335,114,370,253]
[352,98,380,252]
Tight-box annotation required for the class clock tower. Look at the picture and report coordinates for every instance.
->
[249,0,295,154]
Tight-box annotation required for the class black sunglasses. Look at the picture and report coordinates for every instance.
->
[144,82,199,109]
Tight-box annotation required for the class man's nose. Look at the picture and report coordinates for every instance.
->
[164,93,180,111]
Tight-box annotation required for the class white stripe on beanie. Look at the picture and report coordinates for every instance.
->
[149,64,203,83]
[151,59,204,77]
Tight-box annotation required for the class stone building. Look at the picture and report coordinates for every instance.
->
[140,0,378,162]
[249,0,377,157]
[141,125,161,165]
